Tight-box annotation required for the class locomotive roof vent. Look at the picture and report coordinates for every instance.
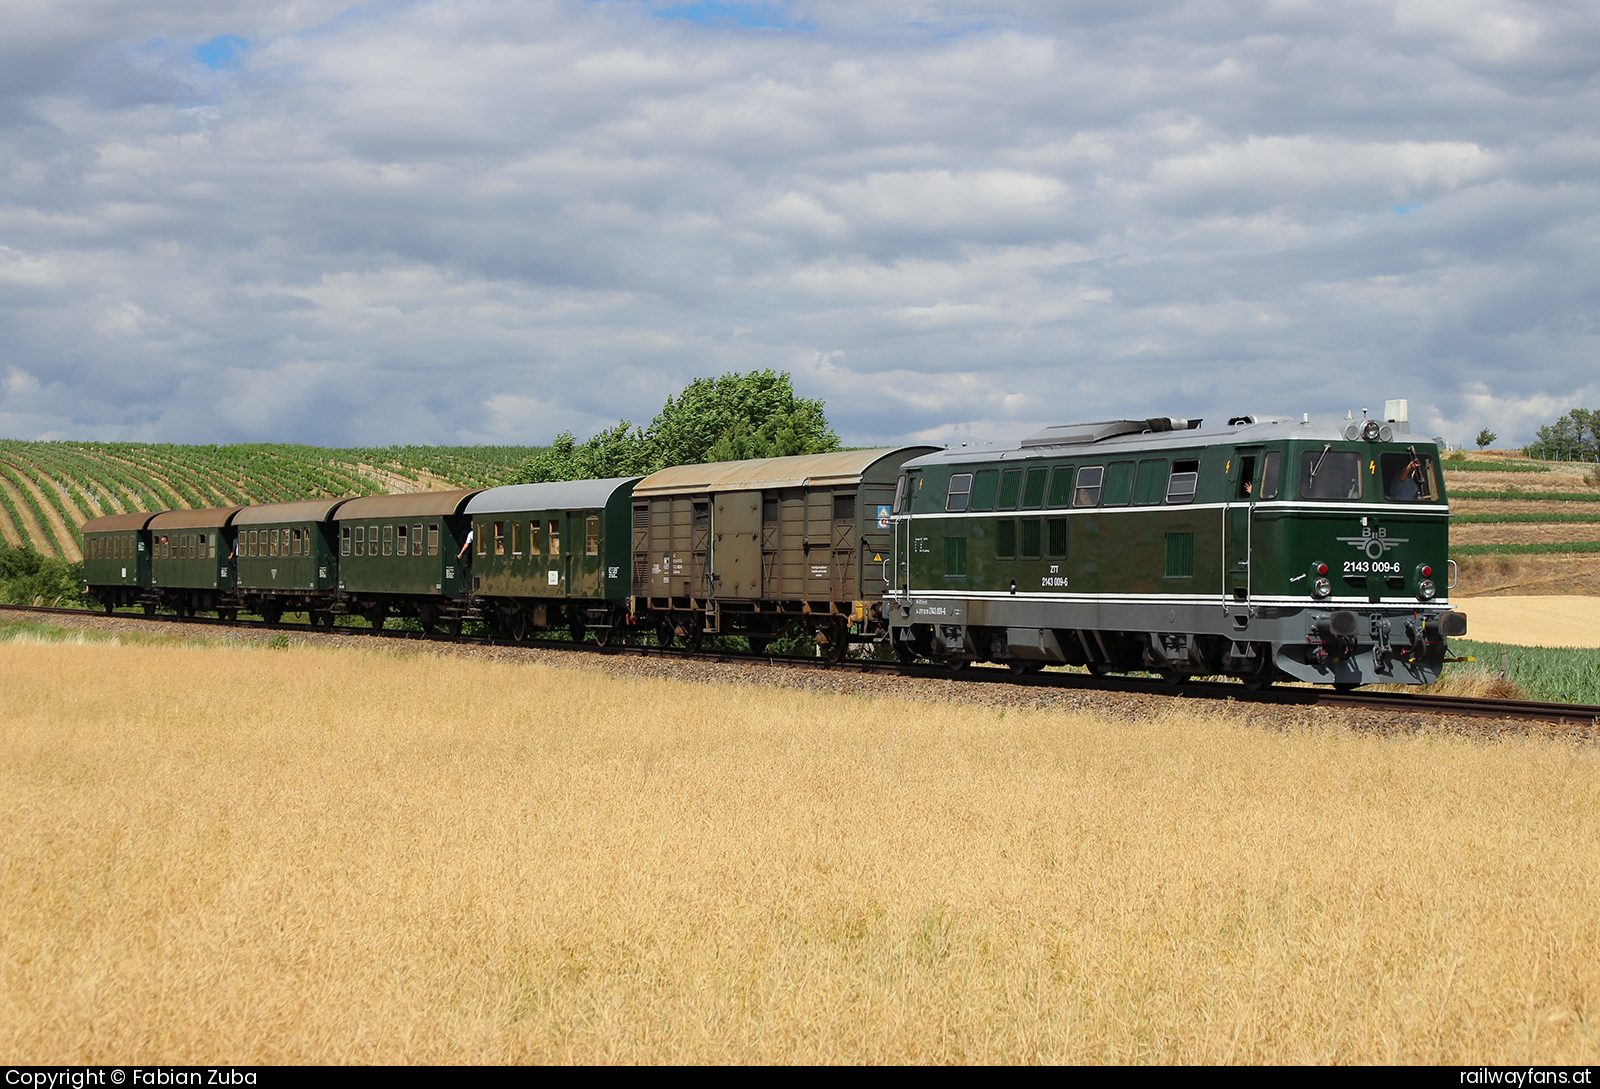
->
[1020,417,1202,448]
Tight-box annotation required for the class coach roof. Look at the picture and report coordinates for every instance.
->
[465,477,641,515]
[233,498,356,525]
[148,506,244,530]
[335,489,482,520]
[81,511,161,533]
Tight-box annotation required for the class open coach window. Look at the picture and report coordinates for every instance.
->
[1301,448,1363,500]
[1380,451,1438,502]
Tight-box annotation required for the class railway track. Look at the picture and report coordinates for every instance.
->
[5,602,1597,728]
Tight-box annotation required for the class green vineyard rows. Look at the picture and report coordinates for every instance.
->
[0,441,541,558]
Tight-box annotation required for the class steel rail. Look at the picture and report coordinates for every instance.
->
[5,602,1597,728]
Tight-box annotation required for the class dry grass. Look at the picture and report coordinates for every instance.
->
[3,641,1599,1064]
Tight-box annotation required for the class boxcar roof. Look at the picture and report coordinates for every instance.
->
[465,477,641,515]
[632,448,938,498]
[148,506,244,530]
[233,498,356,525]
[81,511,161,533]
[335,488,482,520]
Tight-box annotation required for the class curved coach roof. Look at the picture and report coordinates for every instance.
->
[148,506,244,530]
[335,488,481,520]
[465,477,641,515]
[233,497,356,525]
[632,448,938,498]
[82,511,161,533]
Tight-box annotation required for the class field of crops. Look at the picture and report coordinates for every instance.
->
[0,441,541,560]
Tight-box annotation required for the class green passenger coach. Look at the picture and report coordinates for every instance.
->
[81,511,159,612]
[148,506,242,617]
[463,477,641,645]
[233,497,355,626]
[886,408,1466,688]
[334,489,481,631]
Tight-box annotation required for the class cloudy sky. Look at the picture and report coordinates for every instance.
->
[2,0,1597,448]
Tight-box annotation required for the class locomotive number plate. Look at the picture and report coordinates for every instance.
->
[1344,560,1401,575]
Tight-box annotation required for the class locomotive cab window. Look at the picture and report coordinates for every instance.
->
[1380,452,1438,502]
[1236,455,1257,499]
[1166,460,1199,504]
[1074,466,1104,507]
[946,473,973,512]
[1261,451,1282,499]
[892,475,907,514]
[1300,448,1362,500]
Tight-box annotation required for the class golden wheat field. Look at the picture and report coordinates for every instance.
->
[2,638,1598,1064]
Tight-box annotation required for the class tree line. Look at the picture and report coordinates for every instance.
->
[1525,409,1600,461]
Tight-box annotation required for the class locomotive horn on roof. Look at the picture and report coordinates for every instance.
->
[1020,417,1201,448]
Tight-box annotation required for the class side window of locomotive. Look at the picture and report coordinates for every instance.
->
[892,474,907,514]
[1261,451,1282,500]
[969,470,998,511]
[1379,452,1438,502]
[1236,455,1257,500]
[945,473,973,512]
[997,469,1023,509]
[996,519,1016,559]
[1166,459,1199,503]
[1021,467,1048,509]
[1047,465,1074,508]
[1300,449,1363,500]
[1134,460,1168,505]
[1102,462,1135,506]
[1074,466,1104,507]
[1046,518,1067,558]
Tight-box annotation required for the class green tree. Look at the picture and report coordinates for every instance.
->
[0,543,85,607]
[512,371,840,484]
[1527,409,1598,460]
[1475,427,1497,449]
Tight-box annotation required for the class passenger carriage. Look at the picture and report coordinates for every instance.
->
[463,477,641,645]
[333,489,480,632]
[81,512,159,612]
[147,506,243,617]
[885,407,1466,687]
[232,498,355,626]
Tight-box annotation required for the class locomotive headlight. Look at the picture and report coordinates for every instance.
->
[1313,577,1332,599]
[1418,579,1436,601]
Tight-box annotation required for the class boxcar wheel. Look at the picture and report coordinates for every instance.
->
[571,620,587,645]
[143,602,156,617]
[103,601,114,616]
[1009,660,1044,675]
[656,621,675,649]
[747,636,770,656]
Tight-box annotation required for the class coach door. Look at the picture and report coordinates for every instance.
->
[1224,447,1262,607]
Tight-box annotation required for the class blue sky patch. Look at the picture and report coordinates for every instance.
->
[1391,203,1423,215]
[195,35,250,69]
[651,2,791,29]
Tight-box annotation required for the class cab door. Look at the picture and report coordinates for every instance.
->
[1225,448,1262,605]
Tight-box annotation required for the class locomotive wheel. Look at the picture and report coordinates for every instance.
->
[1156,669,1183,685]
[1240,673,1275,691]
[895,642,918,664]
[946,658,968,673]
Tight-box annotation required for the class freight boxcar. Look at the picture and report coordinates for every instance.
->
[233,498,355,626]
[885,411,1465,687]
[334,489,481,631]
[463,477,640,644]
[148,506,242,617]
[81,512,159,612]
[631,448,937,656]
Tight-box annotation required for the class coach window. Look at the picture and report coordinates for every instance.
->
[1134,460,1168,505]
[548,520,561,557]
[996,469,1022,510]
[1103,462,1135,506]
[1047,466,1074,508]
[945,473,973,512]
[353,526,365,556]
[944,536,967,577]
[1261,451,1282,500]
[1166,459,1200,503]
[531,520,542,555]
[511,521,522,556]
[586,516,600,557]
[493,521,505,555]
[396,524,408,555]
[369,526,379,556]
[413,523,424,556]
[1021,520,1041,560]
[996,519,1016,559]
[1046,518,1067,558]
[1300,448,1362,500]
[428,524,439,556]
[1074,466,1104,507]
[1022,467,1048,509]
[383,524,394,557]
[341,527,351,556]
